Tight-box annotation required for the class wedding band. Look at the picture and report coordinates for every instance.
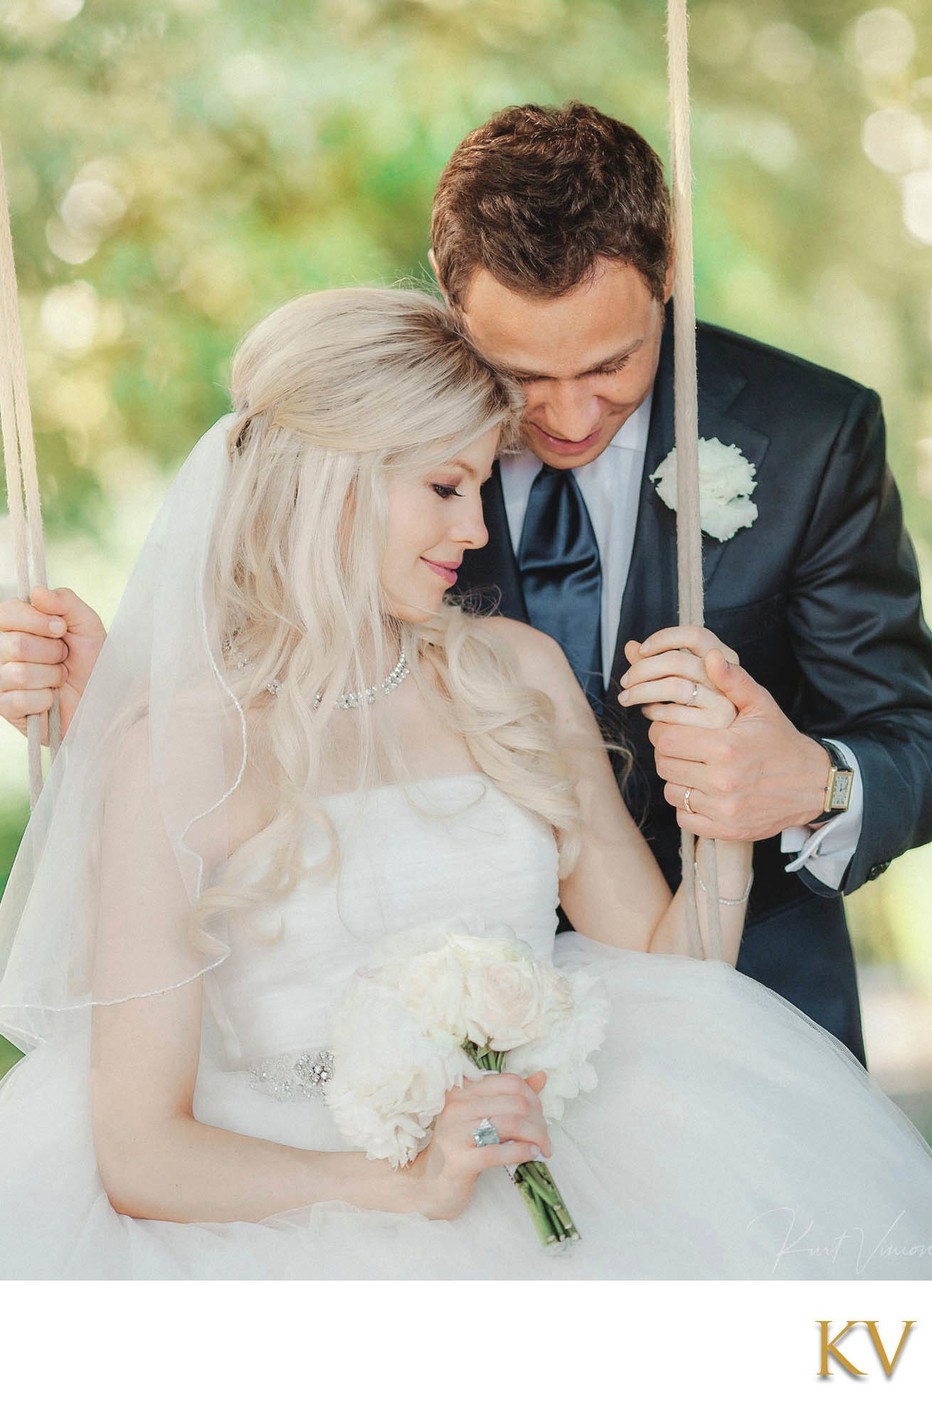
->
[683,786,693,814]
[473,1117,500,1148]
[688,682,700,706]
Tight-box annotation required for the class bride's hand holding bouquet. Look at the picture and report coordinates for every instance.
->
[407,1070,550,1222]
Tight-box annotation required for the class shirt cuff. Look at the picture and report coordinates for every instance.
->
[780,739,863,891]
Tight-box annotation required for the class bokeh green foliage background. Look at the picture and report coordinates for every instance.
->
[1,0,931,1081]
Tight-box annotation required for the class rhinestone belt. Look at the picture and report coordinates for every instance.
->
[247,1048,334,1103]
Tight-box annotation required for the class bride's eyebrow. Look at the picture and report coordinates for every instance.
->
[436,458,487,479]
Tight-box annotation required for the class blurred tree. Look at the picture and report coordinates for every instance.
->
[0,0,928,534]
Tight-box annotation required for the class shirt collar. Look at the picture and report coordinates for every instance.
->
[609,389,653,453]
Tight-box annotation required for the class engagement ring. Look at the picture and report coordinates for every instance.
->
[473,1117,500,1148]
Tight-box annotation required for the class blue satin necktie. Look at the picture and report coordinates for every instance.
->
[516,464,603,710]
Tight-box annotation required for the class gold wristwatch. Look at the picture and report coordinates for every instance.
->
[810,739,854,826]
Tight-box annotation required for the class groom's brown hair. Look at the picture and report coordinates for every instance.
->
[430,101,672,310]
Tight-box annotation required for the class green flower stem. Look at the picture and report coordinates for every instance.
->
[512,1173,560,1247]
[460,1038,580,1248]
[522,1161,578,1237]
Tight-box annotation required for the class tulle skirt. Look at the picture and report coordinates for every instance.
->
[2,936,931,1280]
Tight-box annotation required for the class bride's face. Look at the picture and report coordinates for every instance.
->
[381,428,498,622]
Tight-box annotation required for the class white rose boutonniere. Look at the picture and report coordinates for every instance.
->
[651,437,759,542]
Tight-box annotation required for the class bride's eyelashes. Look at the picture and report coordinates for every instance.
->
[431,484,464,500]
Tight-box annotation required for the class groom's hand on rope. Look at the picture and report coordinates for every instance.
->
[621,626,831,841]
[0,587,106,742]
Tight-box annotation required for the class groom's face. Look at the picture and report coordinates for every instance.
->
[458,258,668,468]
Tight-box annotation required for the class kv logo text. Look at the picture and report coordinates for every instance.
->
[817,1320,916,1378]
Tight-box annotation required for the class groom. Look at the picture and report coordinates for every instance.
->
[429,102,932,1063]
[1,103,931,1063]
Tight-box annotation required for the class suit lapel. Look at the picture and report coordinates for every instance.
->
[611,317,677,687]
[692,324,771,591]
[610,308,772,687]
[697,404,771,590]
[458,462,529,621]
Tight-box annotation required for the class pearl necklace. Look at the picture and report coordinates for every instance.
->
[222,637,410,710]
[314,652,410,710]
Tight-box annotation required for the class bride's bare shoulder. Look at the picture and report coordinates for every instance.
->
[476,616,577,699]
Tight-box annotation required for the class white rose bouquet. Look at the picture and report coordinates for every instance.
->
[325,924,609,1247]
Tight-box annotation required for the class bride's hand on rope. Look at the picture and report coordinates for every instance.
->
[622,625,833,841]
[618,626,740,730]
[0,586,106,742]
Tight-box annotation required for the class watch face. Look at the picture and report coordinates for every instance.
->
[829,769,854,811]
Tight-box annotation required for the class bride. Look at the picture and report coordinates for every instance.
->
[0,286,930,1280]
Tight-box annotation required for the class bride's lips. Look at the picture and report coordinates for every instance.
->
[531,424,603,457]
[422,557,461,587]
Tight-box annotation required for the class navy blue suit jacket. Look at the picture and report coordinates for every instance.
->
[457,312,932,1064]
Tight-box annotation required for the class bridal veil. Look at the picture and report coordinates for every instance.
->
[0,416,244,1049]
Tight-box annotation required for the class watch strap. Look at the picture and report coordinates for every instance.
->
[810,739,854,825]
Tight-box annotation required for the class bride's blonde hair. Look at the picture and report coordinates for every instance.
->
[199,287,582,930]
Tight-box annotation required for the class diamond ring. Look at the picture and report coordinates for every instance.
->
[688,681,700,706]
[683,786,693,814]
[473,1117,500,1148]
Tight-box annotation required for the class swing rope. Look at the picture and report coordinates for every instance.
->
[0,137,61,808]
[667,0,725,960]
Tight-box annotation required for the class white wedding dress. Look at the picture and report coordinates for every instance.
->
[1,771,931,1280]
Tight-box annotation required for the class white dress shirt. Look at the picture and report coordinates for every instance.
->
[498,396,862,889]
[500,394,653,686]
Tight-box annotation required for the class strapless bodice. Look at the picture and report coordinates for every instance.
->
[207,774,560,1065]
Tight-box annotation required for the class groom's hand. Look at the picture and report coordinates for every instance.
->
[623,627,831,841]
[0,587,106,742]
